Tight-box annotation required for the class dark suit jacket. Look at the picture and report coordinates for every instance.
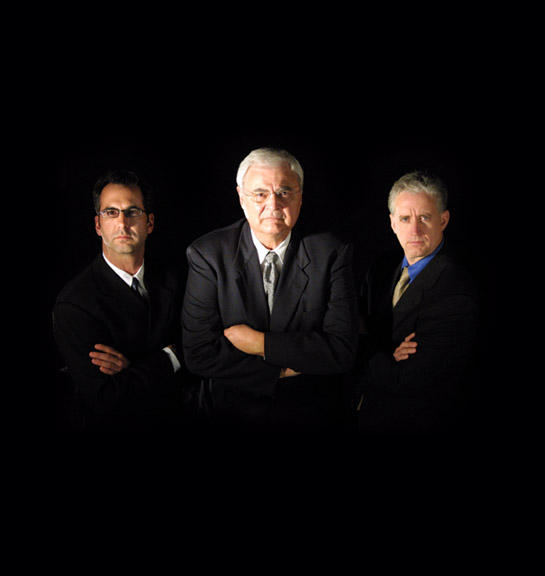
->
[356,243,479,436]
[181,218,359,430]
[53,254,188,432]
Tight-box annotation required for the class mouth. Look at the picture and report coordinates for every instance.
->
[263,212,286,221]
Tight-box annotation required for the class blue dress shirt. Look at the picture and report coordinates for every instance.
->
[403,239,444,283]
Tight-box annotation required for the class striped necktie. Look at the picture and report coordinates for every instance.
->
[263,252,279,313]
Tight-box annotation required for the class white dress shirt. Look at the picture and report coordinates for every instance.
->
[102,254,181,372]
[250,230,291,272]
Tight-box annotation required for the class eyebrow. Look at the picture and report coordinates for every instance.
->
[252,185,295,192]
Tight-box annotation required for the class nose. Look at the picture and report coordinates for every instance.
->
[409,219,424,235]
[266,191,282,208]
[116,213,132,228]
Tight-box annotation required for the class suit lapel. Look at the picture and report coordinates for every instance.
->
[233,223,270,330]
[94,254,150,334]
[270,229,309,332]
[393,252,449,327]
[232,223,310,332]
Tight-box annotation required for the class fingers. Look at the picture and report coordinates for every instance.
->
[279,368,302,378]
[393,333,418,362]
[89,344,130,375]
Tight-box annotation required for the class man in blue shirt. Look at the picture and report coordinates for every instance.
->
[355,171,479,436]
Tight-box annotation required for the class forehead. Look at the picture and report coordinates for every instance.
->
[244,164,299,188]
[99,183,143,207]
[393,191,439,213]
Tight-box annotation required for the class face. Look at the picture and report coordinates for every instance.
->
[237,164,302,249]
[390,191,449,265]
[94,183,154,265]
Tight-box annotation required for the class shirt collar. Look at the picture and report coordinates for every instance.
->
[102,253,145,288]
[403,239,444,282]
[250,229,291,267]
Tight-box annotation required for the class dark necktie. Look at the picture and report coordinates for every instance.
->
[392,266,410,307]
[131,277,147,306]
[263,251,279,313]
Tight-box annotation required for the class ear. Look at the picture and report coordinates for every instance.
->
[147,213,155,234]
[94,215,102,237]
[440,210,450,231]
[236,186,245,208]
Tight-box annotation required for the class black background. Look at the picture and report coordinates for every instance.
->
[46,63,497,437]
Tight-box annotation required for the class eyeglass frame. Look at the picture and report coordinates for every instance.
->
[96,207,148,219]
[240,186,302,204]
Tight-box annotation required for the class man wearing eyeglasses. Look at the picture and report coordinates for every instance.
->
[182,148,359,438]
[53,169,190,433]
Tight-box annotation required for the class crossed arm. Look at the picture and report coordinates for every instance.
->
[89,343,180,375]
[89,344,130,375]
[92,328,412,375]
[223,325,300,378]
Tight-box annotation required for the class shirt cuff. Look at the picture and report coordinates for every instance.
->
[163,346,181,372]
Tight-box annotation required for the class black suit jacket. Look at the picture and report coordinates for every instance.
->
[357,243,479,436]
[53,255,187,431]
[181,218,359,429]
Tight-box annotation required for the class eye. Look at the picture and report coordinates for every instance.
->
[278,190,292,199]
[105,209,119,218]
[125,208,140,218]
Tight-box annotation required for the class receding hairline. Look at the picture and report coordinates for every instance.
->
[236,147,304,188]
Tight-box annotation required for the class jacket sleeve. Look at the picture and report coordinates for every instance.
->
[53,301,177,416]
[264,242,359,375]
[181,244,280,395]
[362,292,479,396]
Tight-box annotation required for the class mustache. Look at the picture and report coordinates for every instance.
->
[262,209,286,219]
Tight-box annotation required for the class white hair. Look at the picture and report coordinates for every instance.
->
[236,147,304,189]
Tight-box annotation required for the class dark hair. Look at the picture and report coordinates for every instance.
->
[92,169,154,213]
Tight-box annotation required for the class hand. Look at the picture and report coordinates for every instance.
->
[224,324,265,356]
[90,344,130,375]
[279,368,301,378]
[393,332,417,362]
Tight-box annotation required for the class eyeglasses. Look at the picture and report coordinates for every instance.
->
[97,207,147,219]
[242,187,301,204]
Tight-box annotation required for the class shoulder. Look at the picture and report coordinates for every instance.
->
[187,218,246,254]
[433,250,478,297]
[367,248,403,278]
[296,220,353,253]
[54,256,105,306]
[144,253,185,291]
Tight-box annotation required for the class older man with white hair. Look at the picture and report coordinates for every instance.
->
[182,147,359,436]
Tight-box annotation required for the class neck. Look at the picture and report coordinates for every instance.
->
[103,250,144,276]
[254,231,290,251]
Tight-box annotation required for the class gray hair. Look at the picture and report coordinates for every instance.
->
[388,170,448,214]
[236,147,304,189]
